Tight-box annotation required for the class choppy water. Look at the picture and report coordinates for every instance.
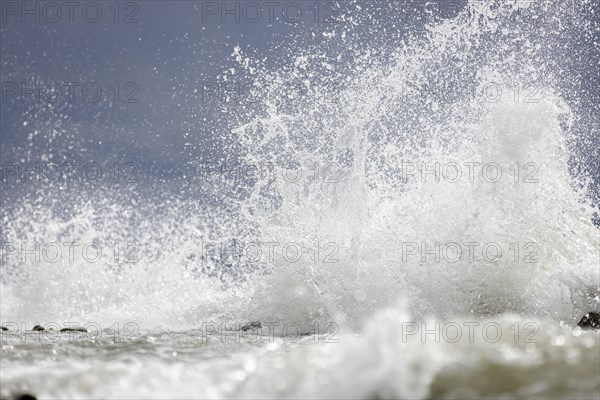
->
[1,0,599,399]
[2,312,599,399]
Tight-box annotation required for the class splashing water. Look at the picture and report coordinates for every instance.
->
[1,0,598,332]
[1,1,599,398]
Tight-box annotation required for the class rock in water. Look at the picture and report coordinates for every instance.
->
[15,394,37,400]
[577,312,600,330]
[240,321,262,332]
[32,325,45,331]
[60,327,87,333]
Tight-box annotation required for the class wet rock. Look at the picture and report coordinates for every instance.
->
[240,321,262,332]
[577,312,600,330]
[31,325,45,331]
[15,394,37,400]
[60,327,87,333]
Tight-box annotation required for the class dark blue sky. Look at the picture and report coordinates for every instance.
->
[0,0,597,212]
[0,1,465,169]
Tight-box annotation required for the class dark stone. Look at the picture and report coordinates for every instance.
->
[32,325,45,331]
[240,321,262,332]
[578,312,600,330]
[15,394,37,400]
[60,327,87,333]
[1,326,8,331]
